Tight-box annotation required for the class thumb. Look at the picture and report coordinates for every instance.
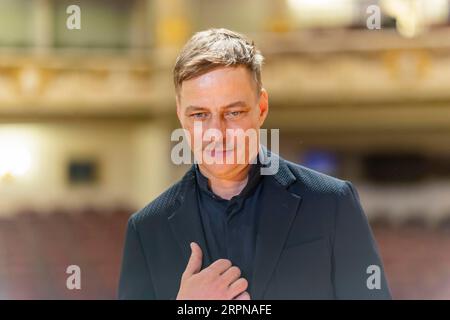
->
[183,242,203,277]
[234,291,251,300]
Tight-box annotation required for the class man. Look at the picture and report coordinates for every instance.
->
[118,28,391,300]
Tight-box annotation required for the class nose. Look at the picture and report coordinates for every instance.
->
[207,113,225,132]
[204,113,227,144]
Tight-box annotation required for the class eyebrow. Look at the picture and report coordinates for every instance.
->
[184,106,207,114]
[185,101,248,114]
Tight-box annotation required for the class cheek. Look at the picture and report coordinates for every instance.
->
[233,116,259,132]
[178,124,195,148]
[184,127,207,152]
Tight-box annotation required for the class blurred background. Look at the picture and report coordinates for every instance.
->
[1,0,450,299]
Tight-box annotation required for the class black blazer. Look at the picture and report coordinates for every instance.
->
[118,151,391,299]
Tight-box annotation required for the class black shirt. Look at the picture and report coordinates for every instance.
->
[195,162,264,289]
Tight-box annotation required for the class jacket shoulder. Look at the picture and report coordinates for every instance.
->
[130,173,193,225]
[283,159,348,196]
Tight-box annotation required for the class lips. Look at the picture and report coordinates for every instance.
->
[208,148,234,157]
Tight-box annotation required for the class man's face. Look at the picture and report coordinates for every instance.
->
[176,66,269,179]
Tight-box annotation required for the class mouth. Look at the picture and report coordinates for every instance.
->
[207,148,234,158]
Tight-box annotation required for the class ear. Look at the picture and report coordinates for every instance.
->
[258,88,269,127]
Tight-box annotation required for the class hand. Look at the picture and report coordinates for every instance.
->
[176,242,250,300]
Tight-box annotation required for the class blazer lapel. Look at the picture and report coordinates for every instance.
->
[167,166,212,269]
[251,159,303,300]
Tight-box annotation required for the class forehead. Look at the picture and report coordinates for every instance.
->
[178,66,256,108]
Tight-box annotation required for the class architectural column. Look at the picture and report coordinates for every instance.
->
[151,0,192,66]
[131,118,174,208]
[33,0,53,54]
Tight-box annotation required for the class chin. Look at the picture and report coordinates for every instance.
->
[200,163,245,178]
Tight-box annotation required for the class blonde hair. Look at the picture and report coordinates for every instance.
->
[173,28,264,95]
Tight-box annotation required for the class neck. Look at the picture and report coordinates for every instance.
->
[198,165,251,200]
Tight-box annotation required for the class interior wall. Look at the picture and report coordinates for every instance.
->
[0,119,174,216]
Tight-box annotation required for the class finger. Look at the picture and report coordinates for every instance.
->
[228,278,248,298]
[234,291,251,300]
[221,266,241,286]
[205,259,232,276]
[183,242,203,278]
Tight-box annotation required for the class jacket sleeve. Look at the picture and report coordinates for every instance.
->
[332,181,392,299]
[118,216,156,299]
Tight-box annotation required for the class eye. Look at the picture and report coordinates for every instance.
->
[190,112,208,119]
[226,111,244,118]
